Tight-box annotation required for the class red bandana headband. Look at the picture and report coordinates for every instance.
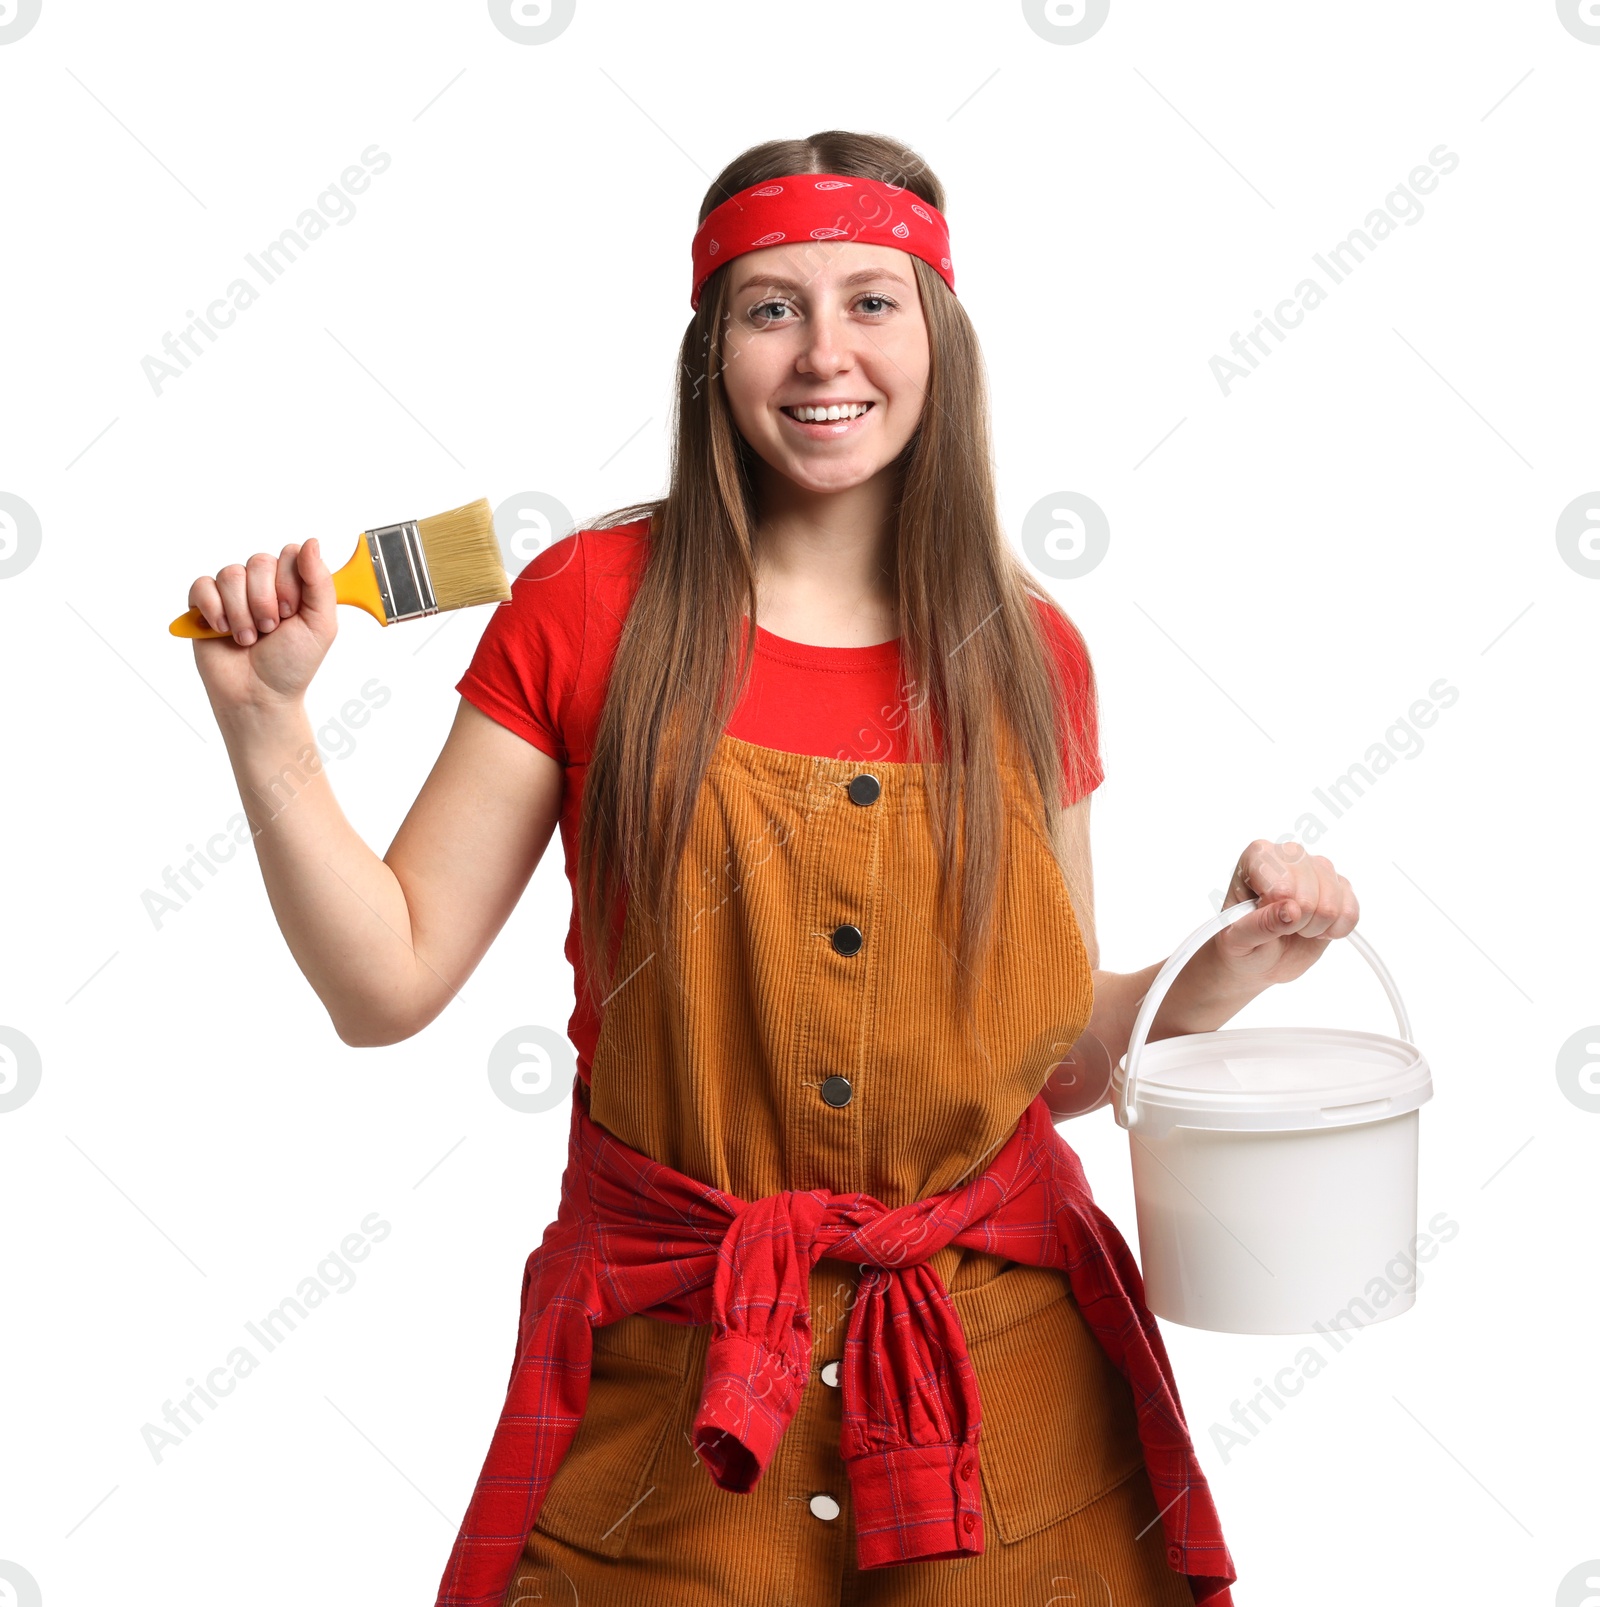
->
[689,172,955,312]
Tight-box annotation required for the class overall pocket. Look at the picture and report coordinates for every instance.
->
[953,1260,1150,1544]
[531,1310,695,1558]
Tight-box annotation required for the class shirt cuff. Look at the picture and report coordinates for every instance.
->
[845,1439,985,1568]
[691,1331,807,1493]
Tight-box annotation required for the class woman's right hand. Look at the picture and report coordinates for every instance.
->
[188,539,340,714]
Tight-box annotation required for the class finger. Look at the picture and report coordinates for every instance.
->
[216,563,254,644]
[1268,854,1326,938]
[1252,842,1327,924]
[1320,874,1360,940]
[187,575,228,636]
[1226,838,1285,908]
[295,536,337,620]
[1226,897,1305,951]
[275,544,304,619]
[244,552,281,635]
[1223,856,1255,909]
[1290,857,1343,940]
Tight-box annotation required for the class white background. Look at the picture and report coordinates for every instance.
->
[1,1,1595,1603]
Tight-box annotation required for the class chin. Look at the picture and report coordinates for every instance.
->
[783,460,883,493]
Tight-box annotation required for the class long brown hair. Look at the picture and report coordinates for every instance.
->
[574,129,1099,1030]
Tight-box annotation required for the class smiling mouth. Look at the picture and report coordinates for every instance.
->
[779,401,876,422]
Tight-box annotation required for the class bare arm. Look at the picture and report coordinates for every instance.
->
[218,696,561,1046]
[190,537,562,1049]
[1046,792,1270,1117]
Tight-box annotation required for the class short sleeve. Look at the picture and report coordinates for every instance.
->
[454,532,587,762]
[1033,597,1105,806]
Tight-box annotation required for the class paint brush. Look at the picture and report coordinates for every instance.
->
[168,497,509,637]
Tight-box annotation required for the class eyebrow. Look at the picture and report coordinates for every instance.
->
[733,266,912,295]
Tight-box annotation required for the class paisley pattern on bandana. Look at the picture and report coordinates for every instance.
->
[690,172,956,310]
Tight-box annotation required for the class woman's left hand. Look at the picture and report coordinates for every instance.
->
[1212,839,1359,988]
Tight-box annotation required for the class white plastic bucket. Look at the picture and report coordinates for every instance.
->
[1111,897,1432,1335]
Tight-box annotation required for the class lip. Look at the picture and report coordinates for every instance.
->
[777,400,877,438]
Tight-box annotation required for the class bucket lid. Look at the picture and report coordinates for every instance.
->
[1113,1025,1432,1134]
[1115,896,1430,1134]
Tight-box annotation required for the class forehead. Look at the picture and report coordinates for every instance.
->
[729,240,917,296]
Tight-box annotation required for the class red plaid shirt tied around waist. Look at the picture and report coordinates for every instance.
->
[433,1089,1238,1607]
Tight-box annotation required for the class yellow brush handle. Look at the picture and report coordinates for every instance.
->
[168,533,391,638]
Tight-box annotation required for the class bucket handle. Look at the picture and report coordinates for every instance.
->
[1116,897,1412,1131]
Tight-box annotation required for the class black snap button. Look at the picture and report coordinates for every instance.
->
[820,1075,853,1107]
[830,923,863,956]
[846,773,881,806]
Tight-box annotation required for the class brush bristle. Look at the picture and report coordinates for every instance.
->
[415,498,511,612]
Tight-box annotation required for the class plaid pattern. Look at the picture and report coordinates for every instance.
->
[433,1085,1237,1607]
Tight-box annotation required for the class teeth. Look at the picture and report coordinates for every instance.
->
[786,402,872,422]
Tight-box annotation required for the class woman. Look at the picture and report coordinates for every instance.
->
[188,131,1357,1607]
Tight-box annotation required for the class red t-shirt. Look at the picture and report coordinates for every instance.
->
[454,518,1103,1084]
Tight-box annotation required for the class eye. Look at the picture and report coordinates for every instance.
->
[745,291,900,326]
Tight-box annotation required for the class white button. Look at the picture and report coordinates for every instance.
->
[820,1360,840,1388]
[809,1492,841,1521]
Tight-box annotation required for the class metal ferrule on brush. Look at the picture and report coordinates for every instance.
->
[364,520,438,623]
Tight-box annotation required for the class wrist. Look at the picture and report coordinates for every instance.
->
[216,694,310,745]
[1149,936,1268,1040]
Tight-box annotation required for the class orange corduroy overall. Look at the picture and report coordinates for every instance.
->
[498,732,1197,1607]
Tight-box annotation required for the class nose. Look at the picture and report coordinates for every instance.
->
[795,305,853,379]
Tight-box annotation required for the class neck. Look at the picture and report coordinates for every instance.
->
[748,464,901,646]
